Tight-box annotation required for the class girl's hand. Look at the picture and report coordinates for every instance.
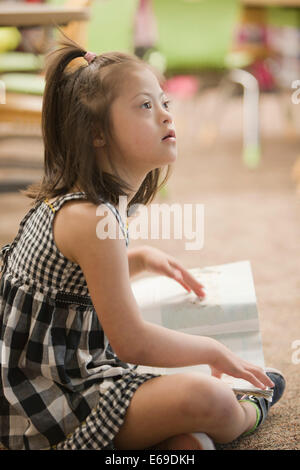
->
[210,342,275,390]
[140,246,205,298]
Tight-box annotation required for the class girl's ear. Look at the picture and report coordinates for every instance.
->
[92,124,106,147]
[93,136,106,147]
[93,130,106,147]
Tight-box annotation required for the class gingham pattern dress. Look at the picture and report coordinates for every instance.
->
[0,192,159,450]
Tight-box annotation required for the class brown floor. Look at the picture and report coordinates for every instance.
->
[0,91,299,449]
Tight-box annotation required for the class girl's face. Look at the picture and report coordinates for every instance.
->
[108,66,177,179]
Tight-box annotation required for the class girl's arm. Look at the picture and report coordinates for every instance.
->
[127,246,146,278]
[135,321,273,389]
[62,203,273,391]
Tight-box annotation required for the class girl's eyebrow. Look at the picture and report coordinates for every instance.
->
[131,91,166,101]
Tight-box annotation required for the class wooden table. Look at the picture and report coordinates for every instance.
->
[0,3,90,27]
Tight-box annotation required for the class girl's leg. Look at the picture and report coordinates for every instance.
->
[114,372,257,450]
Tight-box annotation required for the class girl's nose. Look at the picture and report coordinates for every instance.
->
[163,115,172,124]
[161,107,173,124]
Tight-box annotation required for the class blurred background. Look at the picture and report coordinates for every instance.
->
[0,0,299,449]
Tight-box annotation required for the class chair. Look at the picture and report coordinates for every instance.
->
[148,0,261,169]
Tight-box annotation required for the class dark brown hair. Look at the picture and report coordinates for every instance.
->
[22,29,172,209]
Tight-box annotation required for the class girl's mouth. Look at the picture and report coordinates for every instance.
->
[162,129,176,142]
[162,136,176,143]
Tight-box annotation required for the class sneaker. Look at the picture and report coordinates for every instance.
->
[265,367,286,407]
[239,367,286,436]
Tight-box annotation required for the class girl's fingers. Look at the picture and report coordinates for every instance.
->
[162,265,191,293]
[240,370,266,390]
[248,366,275,388]
[173,269,192,293]
[170,262,205,298]
[177,279,192,293]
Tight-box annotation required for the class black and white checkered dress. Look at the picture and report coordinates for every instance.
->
[0,192,159,450]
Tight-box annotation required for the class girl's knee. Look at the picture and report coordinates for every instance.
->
[176,372,238,427]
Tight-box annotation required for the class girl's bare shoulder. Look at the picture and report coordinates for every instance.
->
[52,197,119,264]
[56,197,117,226]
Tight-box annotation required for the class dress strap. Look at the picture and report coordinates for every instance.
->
[44,192,88,213]
[102,200,129,244]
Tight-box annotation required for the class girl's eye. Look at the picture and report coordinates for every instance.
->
[142,101,152,109]
[141,100,171,110]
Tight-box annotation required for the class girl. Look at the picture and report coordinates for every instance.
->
[0,32,284,451]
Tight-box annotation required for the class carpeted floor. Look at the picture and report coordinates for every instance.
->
[0,92,299,450]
